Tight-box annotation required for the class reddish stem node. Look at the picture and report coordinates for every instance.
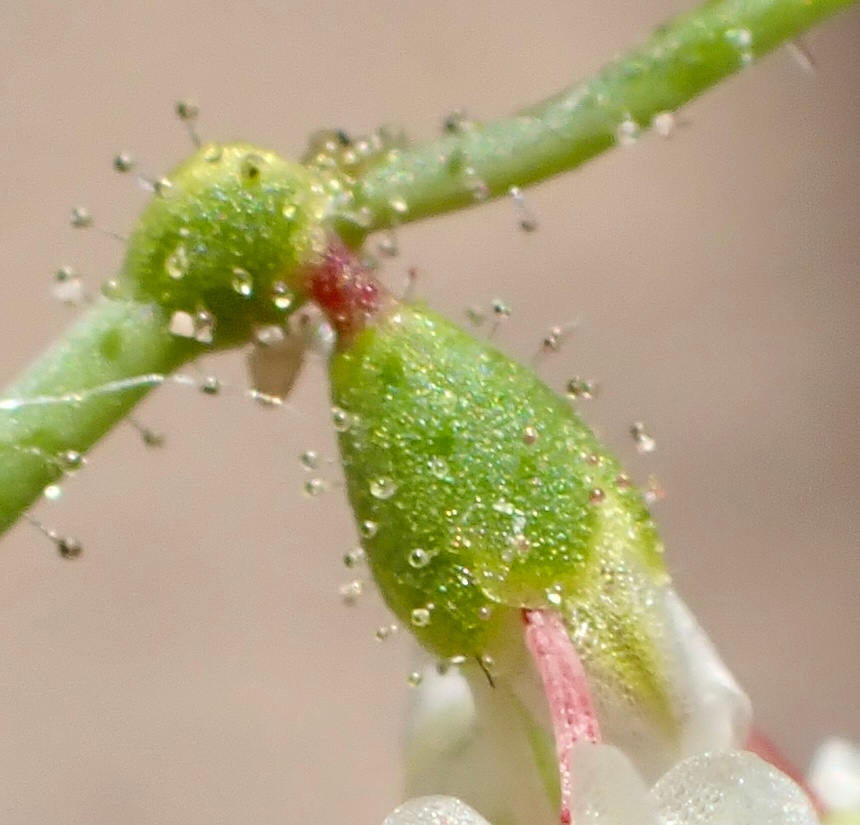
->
[524,609,602,825]
[304,239,391,343]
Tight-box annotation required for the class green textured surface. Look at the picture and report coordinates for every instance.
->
[121,142,329,348]
[330,304,673,721]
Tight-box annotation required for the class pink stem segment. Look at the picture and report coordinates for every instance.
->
[523,609,602,825]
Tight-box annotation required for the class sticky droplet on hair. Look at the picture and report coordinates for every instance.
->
[630,421,656,454]
[565,377,597,400]
[70,207,93,229]
[113,152,136,173]
[303,478,327,498]
[339,579,363,605]
[300,450,320,470]
[615,118,640,147]
[200,376,221,395]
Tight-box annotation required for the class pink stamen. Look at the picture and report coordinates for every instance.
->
[524,609,602,825]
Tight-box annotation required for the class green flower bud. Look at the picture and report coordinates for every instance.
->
[119,142,330,347]
[327,284,675,728]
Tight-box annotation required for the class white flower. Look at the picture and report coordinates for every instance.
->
[386,587,821,825]
[384,747,818,825]
[809,738,860,814]
[401,587,752,825]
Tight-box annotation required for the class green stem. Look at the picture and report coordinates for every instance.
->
[0,298,199,535]
[345,0,856,233]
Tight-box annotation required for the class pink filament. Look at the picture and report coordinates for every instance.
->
[523,609,602,825]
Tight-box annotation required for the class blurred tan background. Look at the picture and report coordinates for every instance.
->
[0,1,858,823]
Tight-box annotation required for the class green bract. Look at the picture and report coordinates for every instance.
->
[119,142,330,347]
[330,303,675,725]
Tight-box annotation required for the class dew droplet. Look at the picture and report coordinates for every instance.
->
[407,671,423,687]
[522,426,538,445]
[300,450,319,470]
[410,607,432,628]
[57,536,83,560]
[101,279,122,300]
[339,579,363,605]
[193,309,216,344]
[388,196,408,216]
[652,111,676,139]
[480,654,495,671]
[112,152,135,173]
[43,484,62,502]
[330,406,353,433]
[725,27,754,64]
[478,606,493,621]
[428,457,449,479]
[154,177,174,197]
[408,548,431,569]
[231,267,253,297]
[203,143,223,163]
[200,375,221,395]
[546,588,563,607]
[370,477,397,500]
[70,207,93,229]
[360,520,378,539]
[630,421,656,454]
[343,547,366,568]
[565,377,597,400]
[615,118,640,147]
[375,623,398,641]
[272,281,294,311]
[585,453,601,466]
[615,473,631,490]
[303,478,327,497]
[58,449,85,473]
[491,299,511,319]
[542,326,564,353]
[589,488,606,505]
[165,244,189,280]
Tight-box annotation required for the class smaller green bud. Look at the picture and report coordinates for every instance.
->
[119,142,330,347]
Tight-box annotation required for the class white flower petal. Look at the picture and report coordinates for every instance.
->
[384,796,493,825]
[652,750,818,825]
[404,652,557,825]
[808,737,860,812]
[570,741,660,825]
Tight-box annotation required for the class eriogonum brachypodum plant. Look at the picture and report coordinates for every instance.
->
[1,1,857,823]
